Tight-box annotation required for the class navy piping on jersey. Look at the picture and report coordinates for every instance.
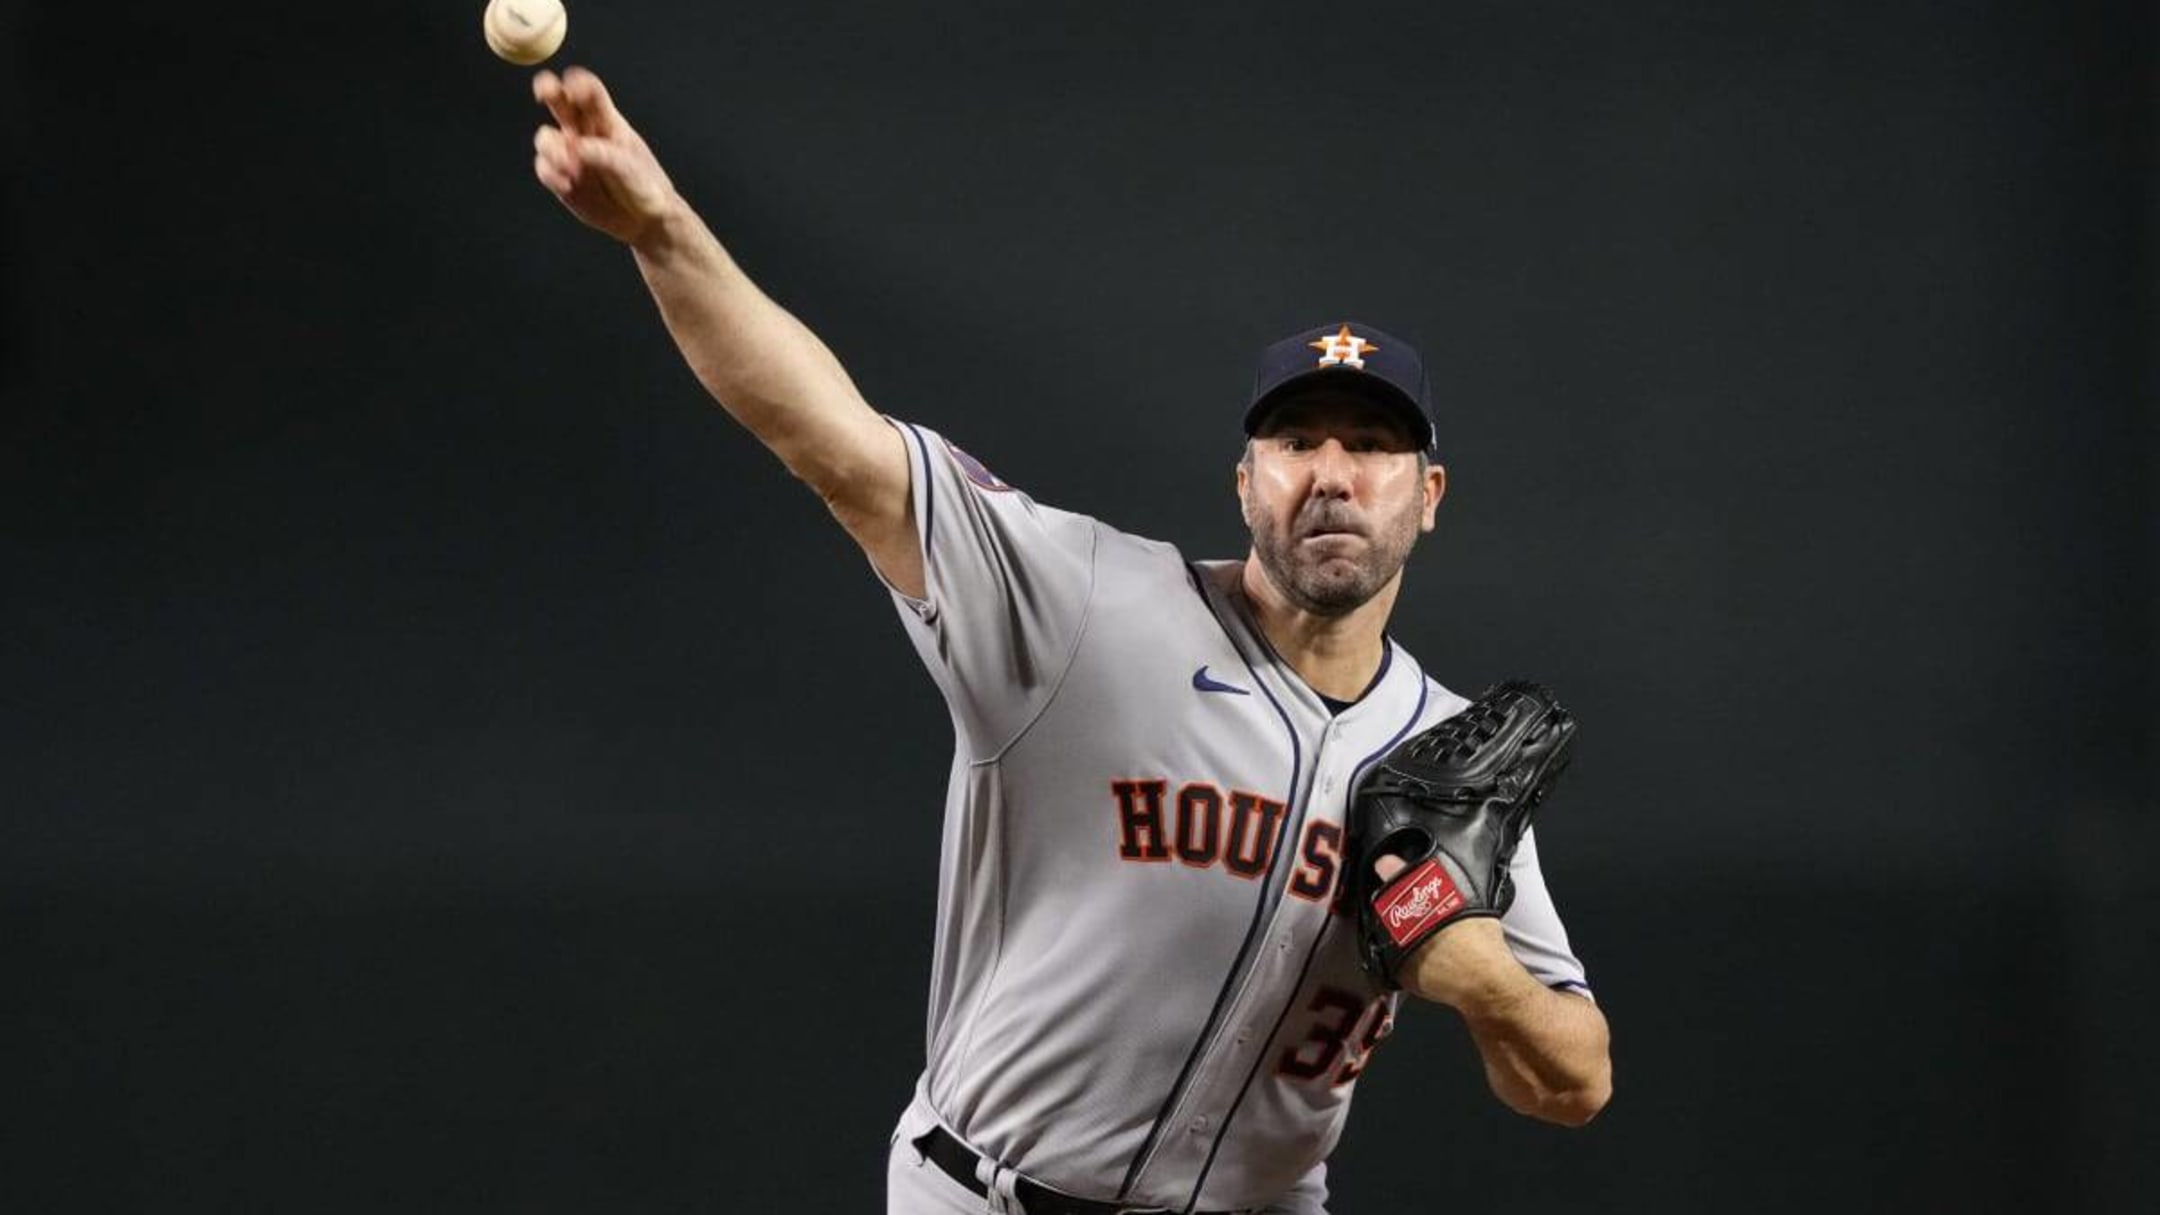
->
[1117,565,1312,1204]
[1316,646,1392,716]
[1232,591,1398,722]
[1180,670,1431,1211]
[1354,643,1395,703]
[900,422,937,563]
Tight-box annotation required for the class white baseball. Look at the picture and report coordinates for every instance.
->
[483,0,568,67]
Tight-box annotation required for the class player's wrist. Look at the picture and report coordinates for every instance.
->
[1400,917,1532,1013]
[626,192,700,258]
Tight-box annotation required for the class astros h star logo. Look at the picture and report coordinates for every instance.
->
[1310,325,1378,370]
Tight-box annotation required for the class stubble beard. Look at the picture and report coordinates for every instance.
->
[1245,491,1425,617]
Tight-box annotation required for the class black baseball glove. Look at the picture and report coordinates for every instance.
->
[1346,680,1577,987]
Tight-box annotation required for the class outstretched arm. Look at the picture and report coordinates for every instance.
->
[529,66,921,597]
[1398,916,1612,1126]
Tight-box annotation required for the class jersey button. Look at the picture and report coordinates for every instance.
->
[1189,1115,1211,1133]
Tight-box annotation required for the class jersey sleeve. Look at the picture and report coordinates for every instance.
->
[881,419,1098,759]
[1498,827,1593,997]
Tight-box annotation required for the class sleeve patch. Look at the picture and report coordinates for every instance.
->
[944,440,1015,492]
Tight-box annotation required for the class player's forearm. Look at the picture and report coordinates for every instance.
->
[628,202,897,501]
[1458,983,1611,1127]
[1400,919,1611,1126]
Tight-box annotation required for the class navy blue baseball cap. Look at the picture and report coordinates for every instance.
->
[1242,321,1437,455]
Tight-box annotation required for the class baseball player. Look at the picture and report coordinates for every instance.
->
[529,66,1611,1215]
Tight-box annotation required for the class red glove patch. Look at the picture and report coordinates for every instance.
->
[1372,858,1467,947]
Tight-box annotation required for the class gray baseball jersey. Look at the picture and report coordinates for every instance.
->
[879,421,1590,1213]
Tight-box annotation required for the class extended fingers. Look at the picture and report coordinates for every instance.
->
[533,152,572,196]
[534,123,580,183]
[560,66,621,137]
[533,69,583,136]
[570,136,636,179]
[532,123,637,184]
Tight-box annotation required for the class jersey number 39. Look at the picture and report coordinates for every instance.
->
[1275,986,1395,1086]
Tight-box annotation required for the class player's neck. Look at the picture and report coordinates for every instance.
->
[1238,556,1399,703]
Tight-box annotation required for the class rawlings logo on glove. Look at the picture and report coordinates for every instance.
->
[1375,859,1468,945]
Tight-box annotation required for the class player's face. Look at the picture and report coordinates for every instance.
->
[1237,394,1445,616]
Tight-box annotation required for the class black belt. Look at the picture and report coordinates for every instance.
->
[911,1127,1234,1215]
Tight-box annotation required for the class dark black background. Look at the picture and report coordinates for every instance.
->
[3,1,2154,1211]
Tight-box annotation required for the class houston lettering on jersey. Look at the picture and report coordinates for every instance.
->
[1109,779,1286,880]
[1285,820,1343,907]
[1109,779,1365,900]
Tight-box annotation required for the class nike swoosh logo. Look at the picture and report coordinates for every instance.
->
[1192,666,1250,696]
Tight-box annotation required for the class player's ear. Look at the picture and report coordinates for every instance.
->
[1420,463,1446,532]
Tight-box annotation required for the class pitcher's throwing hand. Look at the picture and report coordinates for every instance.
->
[531,67,678,247]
